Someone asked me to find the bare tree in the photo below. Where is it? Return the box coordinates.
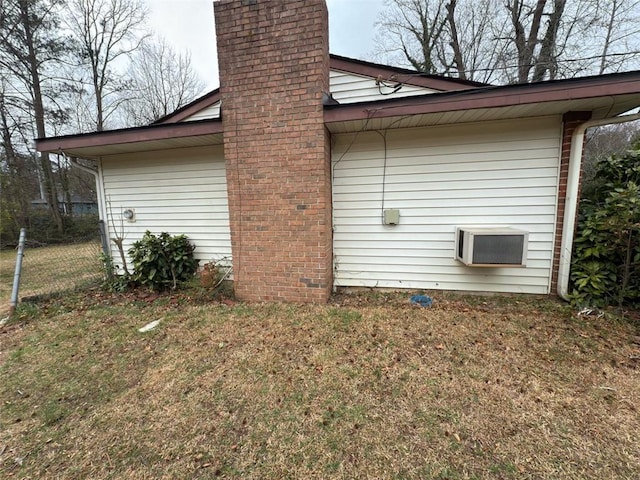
[375,0,525,83]
[445,0,465,77]
[65,0,147,131]
[0,85,37,235]
[596,0,640,74]
[375,0,449,74]
[532,0,566,81]
[0,0,68,232]
[122,39,205,126]
[375,0,640,83]
[505,0,548,83]
[442,0,507,83]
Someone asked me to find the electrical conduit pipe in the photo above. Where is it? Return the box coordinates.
[557,112,640,300]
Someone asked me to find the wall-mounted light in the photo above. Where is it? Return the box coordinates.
[122,208,136,222]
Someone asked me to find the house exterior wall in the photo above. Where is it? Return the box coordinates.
[100,145,231,269]
[329,70,438,104]
[332,116,563,294]
[215,0,332,302]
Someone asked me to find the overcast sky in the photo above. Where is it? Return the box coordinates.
[145,0,385,90]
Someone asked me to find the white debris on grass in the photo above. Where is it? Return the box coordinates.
[577,307,605,318]
[138,319,161,333]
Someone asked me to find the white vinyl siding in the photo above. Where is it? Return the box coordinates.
[330,70,438,104]
[182,101,221,121]
[332,116,562,294]
[100,145,231,269]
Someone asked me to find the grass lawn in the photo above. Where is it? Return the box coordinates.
[0,289,638,479]
[0,242,103,313]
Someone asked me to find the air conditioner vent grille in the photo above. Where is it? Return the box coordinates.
[472,234,526,265]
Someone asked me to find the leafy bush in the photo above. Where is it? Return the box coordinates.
[571,142,640,307]
[129,231,198,290]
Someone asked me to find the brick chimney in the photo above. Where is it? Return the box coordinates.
[214,0,332,302]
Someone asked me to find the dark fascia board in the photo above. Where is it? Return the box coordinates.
[36,119,223,153]
[152,89,221,125]
[324,70,640,123]
[329,54,489,91]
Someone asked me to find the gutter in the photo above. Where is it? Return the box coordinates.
[63,154,109,252]
[557,112,640,300]
[64,155,101,216]
[68,155,108,222]
[67,155,97,176]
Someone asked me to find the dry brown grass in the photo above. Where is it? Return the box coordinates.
[1,290,639,479]
[0,242,103,313]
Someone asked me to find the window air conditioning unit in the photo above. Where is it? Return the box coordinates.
[455,227,528,267]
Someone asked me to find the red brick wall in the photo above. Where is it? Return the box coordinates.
[215,0,332,302]
[550,111,591,294]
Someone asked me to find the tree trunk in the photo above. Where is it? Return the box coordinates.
[532,0,566,82]
[446,0,467,79]
[599,0,619,74]
[59,159,73,215]
[0,97,29,228]
[18,0,63,232]
[93,63,104,131]
[619,228,634,307]
[510,0,547,83]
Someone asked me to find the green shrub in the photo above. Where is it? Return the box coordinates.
[129,231,198,291]
[571,142,640,307]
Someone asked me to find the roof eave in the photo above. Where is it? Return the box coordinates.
[324,71,640,123]
[36,119,224,157]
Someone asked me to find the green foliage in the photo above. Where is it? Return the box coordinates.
[129,231,198,291]
[571,142,640,307]
[581,145,640,202]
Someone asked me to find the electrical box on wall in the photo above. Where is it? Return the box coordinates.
[122,208,136,222]
[383,209,400,225]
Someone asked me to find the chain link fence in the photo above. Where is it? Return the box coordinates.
[1,219,106,312]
